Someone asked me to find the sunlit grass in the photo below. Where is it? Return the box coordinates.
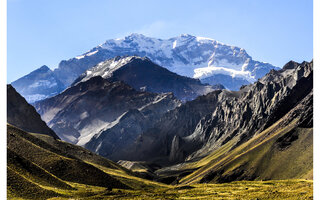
[43,179,313,200]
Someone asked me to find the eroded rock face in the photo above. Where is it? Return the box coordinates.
[131,61,312,164]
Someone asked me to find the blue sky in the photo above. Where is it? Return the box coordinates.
[7,0,313,83]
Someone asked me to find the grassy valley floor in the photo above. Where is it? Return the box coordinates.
[8,179,312,200]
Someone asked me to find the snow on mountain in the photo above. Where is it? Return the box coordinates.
[72,33,278,89]
[74,56,138,84]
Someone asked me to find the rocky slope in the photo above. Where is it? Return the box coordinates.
[7,84,59,139]
[11,65,65,103]
[126,60,312,166]
[179,89,312,184]
[34,76,181,160]
[72,55,222,101]
[12,34,277,102]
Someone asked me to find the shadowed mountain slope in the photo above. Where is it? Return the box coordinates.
[34,76,181,160]
[7,84,59,139]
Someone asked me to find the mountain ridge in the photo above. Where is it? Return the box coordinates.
[72,55,222,101]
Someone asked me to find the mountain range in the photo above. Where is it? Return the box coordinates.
[11,34,277,102]
[7,33,312,199]
[33,59,313,183]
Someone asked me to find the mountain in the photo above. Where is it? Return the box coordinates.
[7,84,59,139]
[121,60,312,169]
[72,56,222,101]
[11,65,65,103]
[34,76,181,160]
[12,34,277,102]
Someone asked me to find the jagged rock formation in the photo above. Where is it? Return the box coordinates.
[7,84,59,139]
[34,76,181,160]
[117,90,223,163]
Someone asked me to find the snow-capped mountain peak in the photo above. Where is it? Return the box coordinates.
[80,33,277,86]
[13,33,278,103]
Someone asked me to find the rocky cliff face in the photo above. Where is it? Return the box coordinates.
[129,60,312,164]
[34,76,181,160]
[7,85,59,139]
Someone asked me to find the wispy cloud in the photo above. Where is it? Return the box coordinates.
[117,20,177,39]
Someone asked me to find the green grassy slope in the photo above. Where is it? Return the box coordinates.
[48,180,313,200]
[7,167,60,200]
[7,149,73,190]
[7,124,170,199]
[179,119,312,185]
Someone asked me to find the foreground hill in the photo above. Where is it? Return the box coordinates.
[7,124,171,199]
